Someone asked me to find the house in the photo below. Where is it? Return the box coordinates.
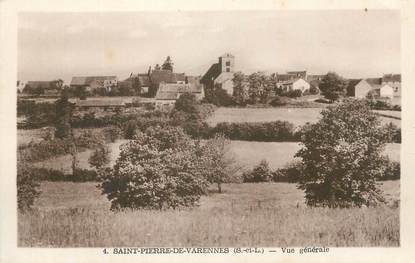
[286,70,307,79]
[149,70,186,95]
[23,80,63,95]
[354,76,398,99]
[277,78,310,93]
[70,76,118,92]
[382,74,401,97]
[201,53,235,95]
[155,82,204,108]
[354,78,382,98]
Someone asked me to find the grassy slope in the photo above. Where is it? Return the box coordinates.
[18,181,399,247]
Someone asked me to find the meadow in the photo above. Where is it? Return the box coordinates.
[18,180,399,247]
[32,140,400,173]
[207,107,401,127]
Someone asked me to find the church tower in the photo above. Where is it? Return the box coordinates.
[219,53,235,73]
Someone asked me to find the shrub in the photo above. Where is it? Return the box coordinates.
[269,96,288,107]
[243,160,273,183]
[103,126,123,142]
[296,99,390,208]
[282,89,302,98]
[88,146,110,170]
[272,161,303,183]
[17,165,41,211]
[379,158,400,181]
[99,126,210,210]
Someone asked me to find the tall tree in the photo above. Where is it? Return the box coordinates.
[319,72,347,102]
[54,92,73,139]
[247,72,271,104]
[232,72,249,105]
[161,56,174,72]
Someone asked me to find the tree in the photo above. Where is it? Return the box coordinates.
[17,165,41,211]
[174,92,199,114]
[203,83,235,106]
[295,99,391,207]
[201,135,241,193]
[54,92,73,139]
[318,72,347,102]
[161,56,174,71]
[99,126,209,210]
[243,159,273,183]
[247,72,272,104]
[89,145,110,170]
[232,72,249,105]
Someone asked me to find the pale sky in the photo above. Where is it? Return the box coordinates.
[18,10,400,84]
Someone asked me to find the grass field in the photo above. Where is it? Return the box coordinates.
[18,181,400,247]
[33,140,400,173]
[207,107,401,128]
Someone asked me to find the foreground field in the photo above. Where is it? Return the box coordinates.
[19,181,399,247]
[207,107,401,127]
[33,140,400,173]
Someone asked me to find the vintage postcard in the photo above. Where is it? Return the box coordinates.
[1,0,414,262]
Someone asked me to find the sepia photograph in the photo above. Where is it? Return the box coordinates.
[15,9,402,249]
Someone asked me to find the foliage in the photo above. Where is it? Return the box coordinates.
[366,99,401,111]
[269,96,288,107]
[296,99,390,207]
[54,93,73,139]
[161,56,174,71]
[89,145,111,170]
[99,126,210,210]
[247,72,273,104]
[281,89,302,98]
[18,100,56,129]
[18,131,105,163]
[174,92,199,113]
[17,165,41,211]
[200,135,242,192]
[243,160,273,183]
[232,72,249,105]
[272,161,303,183]
[203,84,235,106]
[318,72,347,102]
[212,121,297,142]
[378,158,400,181]
[384,123,401,143]
[103,126,123,142]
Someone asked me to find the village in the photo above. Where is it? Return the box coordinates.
[16,53,401,112]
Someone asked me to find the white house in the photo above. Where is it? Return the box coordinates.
[380,84,394,99]
[278,78,310,93]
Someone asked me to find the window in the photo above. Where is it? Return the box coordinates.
[226,67,230,72]
[225,61,230,66]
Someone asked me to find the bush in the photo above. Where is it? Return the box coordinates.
[282,89,302,98]
[243,160,273,183]
[366,99,400,111]
[296,99,390,208]
[272,161,303,183]
[89,146,110,170]
[379,158,400,181]
[103,126,123,142]
[100,126,210,210]
[17,165,41,211]
[269,96,288,107]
